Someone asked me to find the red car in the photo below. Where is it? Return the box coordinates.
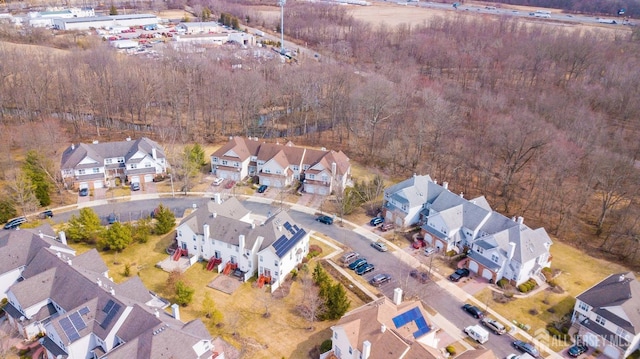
[412,240,425,249]
[225,180,236,189]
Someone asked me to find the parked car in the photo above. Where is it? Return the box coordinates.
[316,215,333,225]
[212,177,224,186]
[370,241,388,252]
[505,354,520,359]
[341,251,359,264]
[224,180,236,189]
[257,184,268,193]
[449,268,470,282]
[481,317,506,334]
[464,324,489,344]
[462,304,484,319]
[39,210,54,219]
[79,187,89,197]
[348,258,368,270]
[4,217,27,230]
[356,263,375,275]
[107,213,118,224]
[568,344,588,357]
[424,247,436,256]
[131,182,141,191]
[369,273,392,286]
[410,269,429,284]
[512,340,540,358]
[369,217,384,226]
[380,223,395,232]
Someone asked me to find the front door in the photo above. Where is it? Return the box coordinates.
[214,251,221,259]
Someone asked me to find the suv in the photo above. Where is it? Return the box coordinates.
[369,273,391,286]
[40,210,54,219]
[449,268,470,282]
[131,182,141,191]
[568,344,588,357]
[369,217,384,226]
[212,177,224,186]
[512,340,540,358]
[356,263,375,275]
[79,187,89,197]
[481,317,506,334]
[462,304,484,319]
[257,185,268,193]
[370,241,388,252]
[424,247,436,256]
[4,217,27,230]
[316,215,333,225]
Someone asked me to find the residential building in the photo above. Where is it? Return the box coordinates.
[0,226,75,299]
[383,175,552,286]
[2,231,221,359]
[60,137,168,190]
[210,137,351,195]
[571,272,640,359]
[175,195,309,292]
[326,290,443,359]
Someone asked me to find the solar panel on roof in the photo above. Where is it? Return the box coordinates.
[78,306,90,315]
[103,299,115,313]
[392,307,422,328]
[101,303,121,329]
[70,312,86,331]
[273,228,307,257]
[283,222,291,230]
[60,317,80,342]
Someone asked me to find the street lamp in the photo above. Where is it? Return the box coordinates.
[277,0,286,54]
[169,174,175,198]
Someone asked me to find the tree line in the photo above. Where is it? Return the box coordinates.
[0,2,639,267]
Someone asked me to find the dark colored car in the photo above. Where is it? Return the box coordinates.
[568,344,588,357]
[4,217,27,230]
[356,263,375,275]
[257,185,268,193]
[512,340,540,358]
[79,188,89,197]
[449,268,470,282]
[369,273,392,286]
[348,258,367,270]
[40,210,54,219]
[316,215,333,225]
[462,304,484,319]
[410,269,429,284]
[131,182,141,191]
[107,213,118,224]
[369,217,384,226]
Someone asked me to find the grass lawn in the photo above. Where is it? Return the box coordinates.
[475,241,630,351]
[67,228,365,359]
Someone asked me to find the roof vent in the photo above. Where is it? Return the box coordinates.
[126,137,131,141]
[619,274,626,282]
[92,140,99,144]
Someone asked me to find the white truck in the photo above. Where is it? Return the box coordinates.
[464,325,489,344]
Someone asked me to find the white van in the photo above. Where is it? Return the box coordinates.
[464,325,489,344]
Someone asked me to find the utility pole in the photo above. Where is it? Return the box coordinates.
[277,0,286,54]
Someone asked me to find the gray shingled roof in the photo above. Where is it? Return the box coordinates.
[0,226,73,274]
[60,137,165,170]
[386,175,436,208]
[577,272,640,334]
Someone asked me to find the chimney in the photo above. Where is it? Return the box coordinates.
[381,324,386,333]
[39,231,44,239]
[619,274,626,282]
[126,137,131,141]
[110,288,115,295]
[393,288,403,305]
[171,303,180,321]
[214,193,222,204]
[96,278,102,287]
[251,222,256,229]
[442,181,448,190]
[459,192,464,198]
[152,148,157,160]
[239,234,245,250]
[59,231,67,245]
[154,309,160,318]
[203,224,210,241]
[278,225,283,232]
[212,212,217,218]
[67,259,72,266]
[413,173,416,177]
[92,140,99,144]
[331,162,337,175]
[56,252,61,258]
[508,242,516,260]
[362,340,371,359]
[71,143,75,150]
[517,216,524,225]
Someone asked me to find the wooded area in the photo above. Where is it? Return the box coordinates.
[0,2,639,267]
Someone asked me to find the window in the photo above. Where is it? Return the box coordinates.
[616,327,629,340]
[276,170,281,174]
[579,302,589,311]
[264,169,271,174]
[105,158,113,164]
[131,164,137,169]
[193,235,196,241]
[334,332,338,339]
[349,347,352,354]
[235,246,238,252]
[308,174,314,179]
[293,165,298,171]
[93,168,100,173]
[117,158,124,163]
[596,315,606,326]
[260,256,263,262]
[212,157,218,163]
[78,169,86,175]
[321,175,328,182]
[222,160,228,166]
[477,247,484,254]
[274,260,279,267]
[491,254,499,263]
[234,162,239,167]
[63,169,73,176]
[193,246,197,250]
[145,163,152,168]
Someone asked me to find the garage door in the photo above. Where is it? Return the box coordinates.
[144,174,154,182]
[79,182,89,189]
[423,233,433,246]
[582,333,600,348]
[130,176,140,184]
[603,345,620,359]
[93,180,104,189]
[262,178,270,186]
[306,186,314,194]
[482,268,493,280]
[319,187,327,195]
[469,260,479,274]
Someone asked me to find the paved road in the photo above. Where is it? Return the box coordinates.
[40,196,547,358]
